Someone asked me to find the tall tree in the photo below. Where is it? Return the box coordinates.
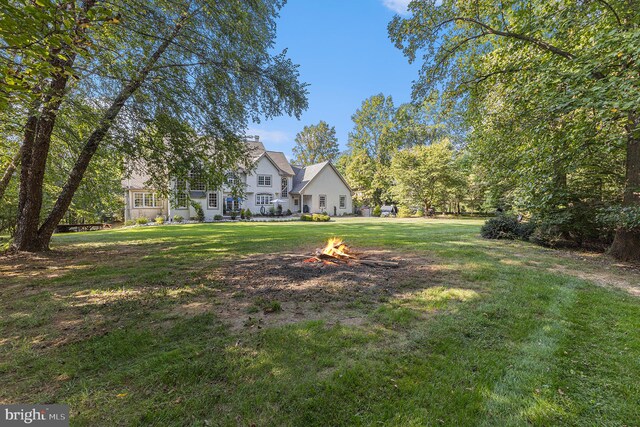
[390,140,464,213]
[2,0,308,252]
[292,120,339,166]
[389,0,640,260]
[341,94,397,205]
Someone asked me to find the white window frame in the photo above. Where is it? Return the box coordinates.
[294,197,299,206]
[257,174,272,187]
[339,195,346,209]
[134,192,158,208]
[176,192,187,209]
[319,194,327,210]
[226,173,236,186]
[189,170,206,191]
[281,177,288,198]
[207,192,218,209]
[255,193,273,205]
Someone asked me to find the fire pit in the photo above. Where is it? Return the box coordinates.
[303,237,399,268]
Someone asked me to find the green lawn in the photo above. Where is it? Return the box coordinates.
[1,218,639,426]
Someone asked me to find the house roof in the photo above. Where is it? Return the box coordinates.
[290,161,352,195]
[265,151,295,176]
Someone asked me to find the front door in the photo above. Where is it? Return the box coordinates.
[225,196,240,213]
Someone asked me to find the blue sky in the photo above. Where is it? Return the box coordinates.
[248,0,420,159]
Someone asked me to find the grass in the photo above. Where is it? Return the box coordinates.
[1,217,639,426]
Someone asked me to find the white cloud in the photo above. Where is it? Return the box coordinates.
[382,0,411,15]
[246,128,291,145]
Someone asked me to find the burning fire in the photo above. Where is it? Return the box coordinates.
[321,237,353,259]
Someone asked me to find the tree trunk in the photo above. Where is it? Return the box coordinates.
[610,113,640,261]
[0,151,20,201]
[33,16,188,250]
[12,66,75,251]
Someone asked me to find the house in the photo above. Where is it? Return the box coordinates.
[122,136,353,221]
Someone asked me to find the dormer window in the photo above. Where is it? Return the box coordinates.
[226,173,236,185]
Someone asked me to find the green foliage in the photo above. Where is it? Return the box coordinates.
[214,215,223,221]
[244,209,252,220]
[240,209,245,220]
[173,215,183,223]
[124,220,135,226]
[154,216,164,225]
[230,211,238,220]
[286,209,292,216]
[388,0,637,252]
[481,215,537,241]
[292,121,340,166]
[597,206,640,231]
[300,214,313,222]
[190,202,205,222]
[390,141,466,213]
[372,206,382,217]
[416,208,425,217]
[312,214,331,222]
[136,217,148,225]
[398,206,413,218]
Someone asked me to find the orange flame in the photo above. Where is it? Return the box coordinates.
[321,237,353,258]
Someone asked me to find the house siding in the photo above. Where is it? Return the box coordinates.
[301,165,353,215]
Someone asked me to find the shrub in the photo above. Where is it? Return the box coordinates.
[240,209,245,219]
[230,211,238,220]
[269,206,276,216]
[515,220,536,240]
[155,216,164,224]
[416,208,425,217]
[300,214,313,221]
[276,204,283,215]
[286,209,292,216]
[214,214,223,221]
[373,205,381,217]
[190,201,205,222]
[124,219,136,226]
[481,214,519,239]
[136,217,148,225]
[244,209,252,219]
[173,215,183,223]
[312,213,330,222]
[398,206,413,218]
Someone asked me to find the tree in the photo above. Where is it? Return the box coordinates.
[292,121,340,166]
[390,140,463,213]
[3,0,307,252]
[389,0,640,260]
[341,94,397,205]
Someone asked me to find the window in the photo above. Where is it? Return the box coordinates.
[257,174,272,186]
[294,197,299,206]
[319,195,326,210]
[339,195,346,209]
[133,192,158,208]
[226,173,236,185]
[175,178,186,191]
[281,177,288,198]
[255,193,273,205]
[134,193,144,208]
[189,170,206,191]
[176,192,187,208]
[208,192,218,209]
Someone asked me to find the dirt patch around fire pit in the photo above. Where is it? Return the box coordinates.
[179,249,454,331]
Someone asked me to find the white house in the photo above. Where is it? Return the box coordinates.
[123,136,353,221]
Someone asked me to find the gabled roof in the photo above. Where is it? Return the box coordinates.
[290,161,352,195]
[265,151,294,176]
[254,151,295,176]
